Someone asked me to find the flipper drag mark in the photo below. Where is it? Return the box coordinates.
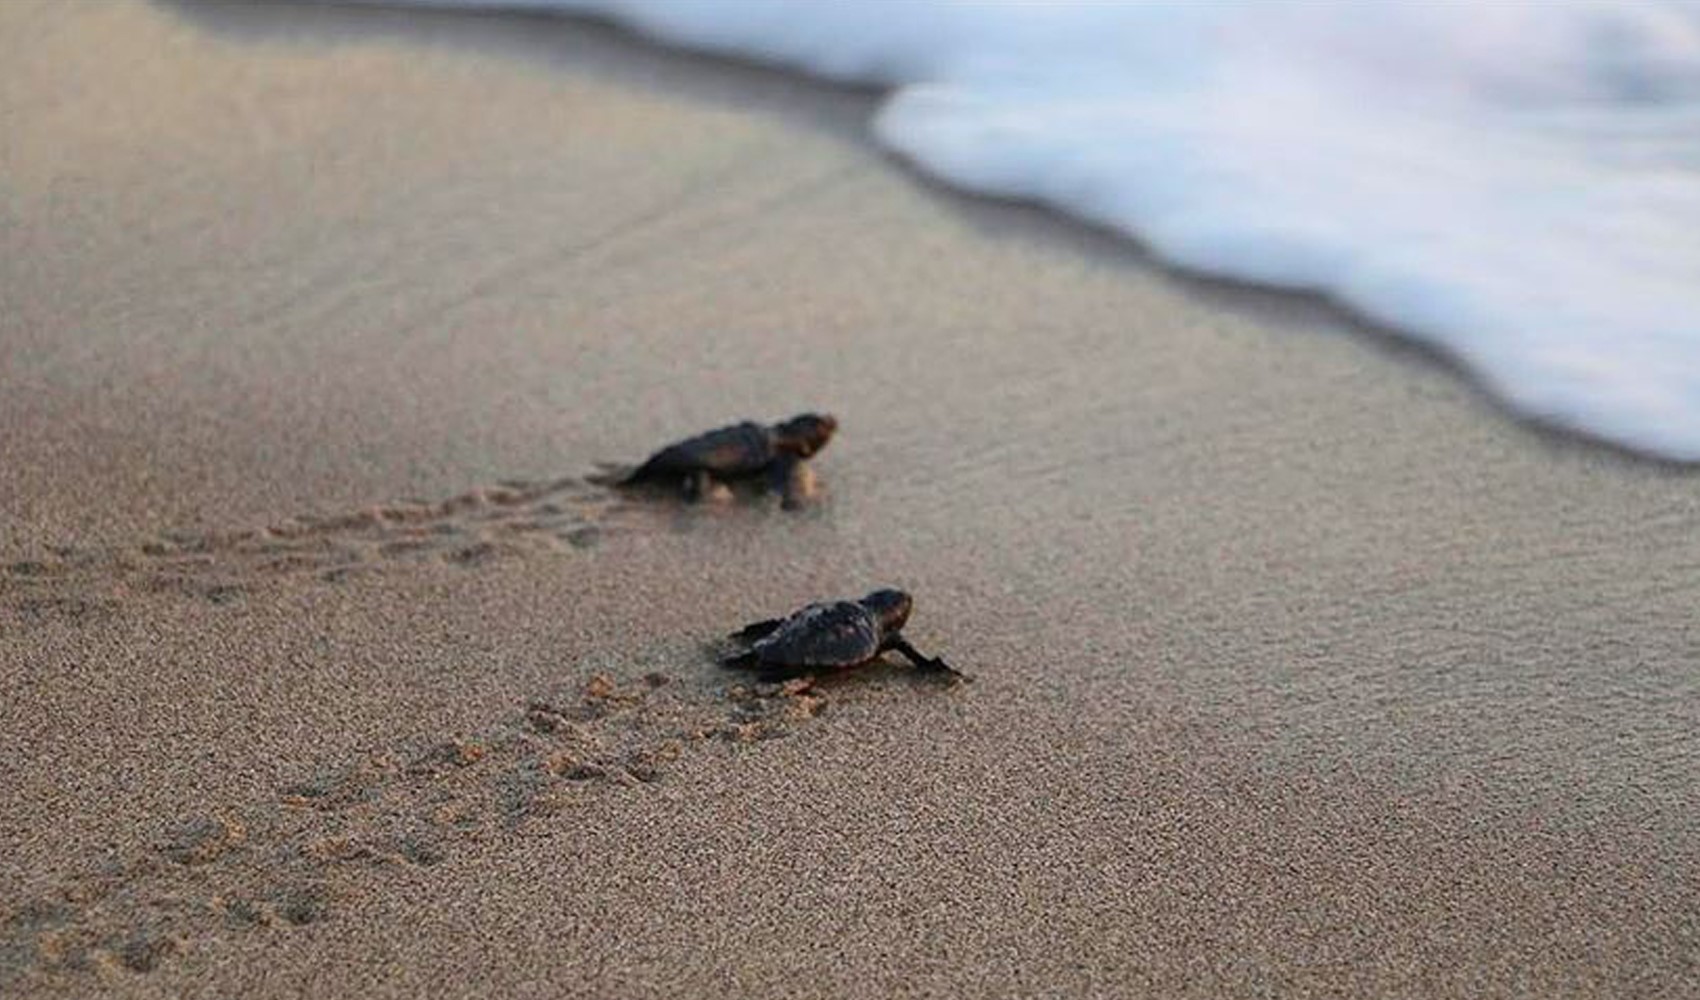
[0,672,835,989]
[0,476,624,620]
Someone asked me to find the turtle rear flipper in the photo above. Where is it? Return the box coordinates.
[729,618,786,642]
[719,650,760,670]
[591,455,677,489]
[619,450,684,487]
[720,650,813,682]
[682,469,734,503]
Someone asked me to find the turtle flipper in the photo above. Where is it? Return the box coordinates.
[730,618,786,642]
[888,637,965,680]
[769,453,818,510]
[719,650,759,670]
[682,470,734,503]
[618,449,678,486]
[720,650,813,682]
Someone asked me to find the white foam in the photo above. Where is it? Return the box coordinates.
[390,0,1700,459]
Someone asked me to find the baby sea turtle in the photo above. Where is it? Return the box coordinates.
[721,589,963,682]
[619,413,837,509]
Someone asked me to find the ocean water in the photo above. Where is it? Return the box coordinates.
[396,0,1700,460]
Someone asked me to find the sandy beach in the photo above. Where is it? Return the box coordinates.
[3,2,1698,997]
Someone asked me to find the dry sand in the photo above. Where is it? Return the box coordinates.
[3,2,1698,997]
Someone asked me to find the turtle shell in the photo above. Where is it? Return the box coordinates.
[627,421,775,482]
[751,601,883,669]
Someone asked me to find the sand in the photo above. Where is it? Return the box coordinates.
[3,1,1698,997]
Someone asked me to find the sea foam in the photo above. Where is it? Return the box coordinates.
[391,0,1700,459]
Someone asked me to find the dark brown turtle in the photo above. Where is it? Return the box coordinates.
[720,589,962,682]
[619,413,836,509]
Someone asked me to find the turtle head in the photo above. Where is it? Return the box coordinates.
[773,413,837,458]
[861,588,913,633]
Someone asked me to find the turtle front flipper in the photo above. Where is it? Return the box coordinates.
[887,636,965,680]
[769,453,818,510]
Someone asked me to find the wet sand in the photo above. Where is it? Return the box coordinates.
[2,2,1698,997]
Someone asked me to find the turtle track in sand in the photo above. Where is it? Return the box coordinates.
[0,475,625,621]
[0,669,831,989]
[0,473,867,988]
